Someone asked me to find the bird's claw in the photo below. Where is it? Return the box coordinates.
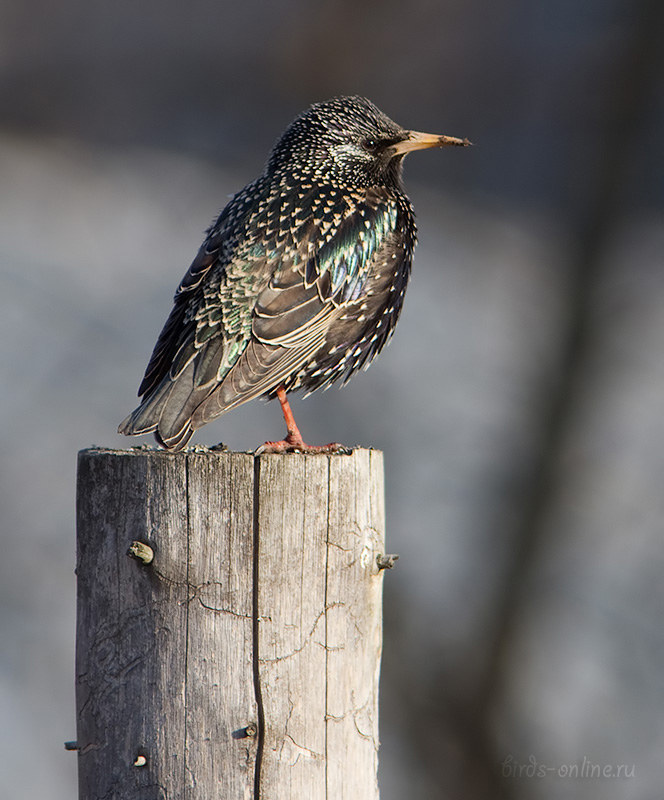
[255,440,352,456]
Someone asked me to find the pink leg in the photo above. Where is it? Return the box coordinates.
[255,385,350,455]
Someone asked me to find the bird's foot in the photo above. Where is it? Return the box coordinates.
[255,434,351,455]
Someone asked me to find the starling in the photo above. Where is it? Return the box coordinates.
[119,96,470,452]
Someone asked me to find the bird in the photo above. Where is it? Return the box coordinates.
[118,96,470,453]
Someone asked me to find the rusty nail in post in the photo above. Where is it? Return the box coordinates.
[127,541,154,564]
[64,741,78,751]
[133,755,148,767]
[377,553,399,570]
[245,723,257,738]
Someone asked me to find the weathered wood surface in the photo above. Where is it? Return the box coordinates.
[76,447,385,799]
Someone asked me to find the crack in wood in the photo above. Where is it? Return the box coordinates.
[196,597,253,619]
[252,456,265,798]
[182,454,191,797]
[281,733,325,765]
[257,602,345,664]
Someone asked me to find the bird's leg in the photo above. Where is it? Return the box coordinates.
[255,385,351,455]
[277,385,305,445]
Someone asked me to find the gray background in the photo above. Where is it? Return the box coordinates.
[2,0,664,797]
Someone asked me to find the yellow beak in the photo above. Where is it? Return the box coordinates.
[390,130,472,156]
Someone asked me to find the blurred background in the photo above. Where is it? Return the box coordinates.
[2,0,664,797]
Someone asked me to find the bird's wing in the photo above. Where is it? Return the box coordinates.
[255,187,398,342]
[190,193,399,428]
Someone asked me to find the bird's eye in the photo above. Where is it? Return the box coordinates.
[363,138,379,153]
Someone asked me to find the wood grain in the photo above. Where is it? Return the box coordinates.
[76,447,385,798]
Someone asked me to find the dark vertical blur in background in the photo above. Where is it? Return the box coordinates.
[2,1,664,797]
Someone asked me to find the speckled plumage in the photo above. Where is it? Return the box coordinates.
[119,96,469,450]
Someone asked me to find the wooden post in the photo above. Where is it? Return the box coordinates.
[75,447,386,799]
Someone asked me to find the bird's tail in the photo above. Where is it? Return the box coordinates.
[118,363,201,451]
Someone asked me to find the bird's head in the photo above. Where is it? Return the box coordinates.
[266,95,470,190]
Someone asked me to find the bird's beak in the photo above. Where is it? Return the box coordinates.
[390,130,472,156]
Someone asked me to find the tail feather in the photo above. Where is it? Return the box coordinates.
[118,363,200,451]
[119,338,228,450]
[117,379,173,437]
